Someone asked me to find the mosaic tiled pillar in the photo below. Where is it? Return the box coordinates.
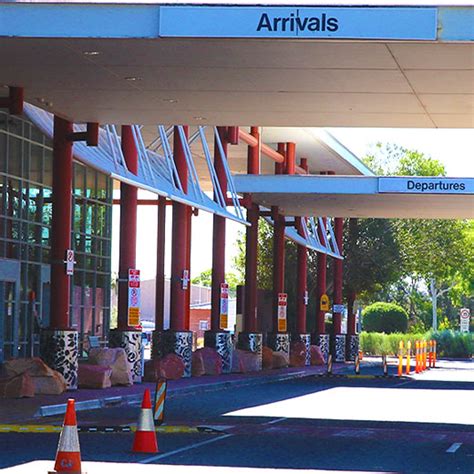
[331,334,346,362]
[151,330,164,360]
[40,329,78,390]
[346,334,360,362]
[109,329,142,383]
[237,332,263,371]
[160,330,193,378]
[295,333,311,366]
[266,333,290,366]
[204,331,233,374]
[312,333,330,363]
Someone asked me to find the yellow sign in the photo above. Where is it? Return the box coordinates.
[219,314,228,330]
[128,307,140,327]
[278,319,287,332]
[320,294,330,311]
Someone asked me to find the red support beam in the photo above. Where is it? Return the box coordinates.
[211,126,228,331]
[347,218,358,335]
[316,216,327,335]
[117,125,138,330]
[170,126,190,331]
[0,86,24,115]
[49,116,73,330]
[243,126,260,333]
[333,217,344,334]
[155,196,166,331]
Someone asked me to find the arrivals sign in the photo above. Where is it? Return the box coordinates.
[160,7,437,40]
[220,283,229,330]
[378,177,474,195]
[460,308,470,333]
[128,269,141,327]
[277,293,288,332]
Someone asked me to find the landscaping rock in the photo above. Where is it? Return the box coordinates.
[78,364,112,389]
[231,349,245,373]
[144,354,185,381]
[262,346,273,369]
[195,347,222,376]
[289,341,307,367]
[88,348,133,386]
[310,345,325,365]
[0,372,35,398]
[272,351,289,369]
[232,349,260,373]
[32,371,67,395]
[191,351,205,377]
[4,357,54,378]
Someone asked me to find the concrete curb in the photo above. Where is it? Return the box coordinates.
[35,367,339,418]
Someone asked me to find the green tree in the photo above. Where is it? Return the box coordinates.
[192,269,241,296]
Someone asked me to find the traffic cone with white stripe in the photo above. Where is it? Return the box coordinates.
[132,389,158,454]
[49,399,84,474]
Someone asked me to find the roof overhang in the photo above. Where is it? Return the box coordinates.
[0,3,472,128]
[234,175,474,219]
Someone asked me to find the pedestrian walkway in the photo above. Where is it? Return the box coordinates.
[0,364,346,424]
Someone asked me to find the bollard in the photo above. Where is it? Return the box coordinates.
[406,341,411,375]
[153,378,167,426]
[423,340,427,371]
[358,350,363,361]
[415,341,420,374]
[382,355,388,376]
[428,340,433,368]
[433,340,437,368]
[355,355,360,375]
[398,341,404,377]
[327,354,333,375]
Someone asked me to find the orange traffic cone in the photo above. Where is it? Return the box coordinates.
[132,389,159,454]
[49,399,84,474]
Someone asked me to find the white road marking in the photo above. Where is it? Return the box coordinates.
[139,434,233,464]
[446,442,462,453]
[265,417,286,425]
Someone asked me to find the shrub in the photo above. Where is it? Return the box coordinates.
[431,330,473,358]
[362,302,408,334]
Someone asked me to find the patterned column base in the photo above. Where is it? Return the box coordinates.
[294,333,311,366]
[331,334,346,362]
[160,330,193,378]
[151,330,164,360]
[40,329,78,390]
[109,329,142,383]
[311,333,330,363]
[204,331,233,374]
[346,334,360,361]
[237,332,263,371]
[266,332,290,365]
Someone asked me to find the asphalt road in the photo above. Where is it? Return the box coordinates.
[1,361,473,473]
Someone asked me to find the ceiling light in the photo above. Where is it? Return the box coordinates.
[36,97,45,104]
[193,116,206,121]
[83,51,101,56]
[125,76,142,82]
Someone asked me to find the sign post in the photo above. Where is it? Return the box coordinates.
[277,293,288,332]
[128,269,141,327]
[219,283,229,330]
[460,308,470,333]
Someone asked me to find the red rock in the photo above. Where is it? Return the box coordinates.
[78,364,112,389]
[272,351,289,369]
[289,341,306,367]
[4,357,54,378]
[0,372,35,398]
[88,348,132,386]
[144,354,185,381]
[33,371,67,395]
[310,345,325,365]
[231,350,245,373]
[233,349,261,373]
[191,351,205,377]
[195,347,222,376]
[262,346,273,369]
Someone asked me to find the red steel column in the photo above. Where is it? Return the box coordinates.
[347,218,358,336]
[316,217,327,335]
[50,116,73,329]
[296,158,308,334]
[333,217,344,334]
[211,127,228,331]
[244,126,260,333]
[155,196,166,331]
[170,126,189,331]
[272,142,287,332]
[117,126,138,330]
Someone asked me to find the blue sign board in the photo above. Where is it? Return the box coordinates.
[379,177,474,195]
[160,7,437,40]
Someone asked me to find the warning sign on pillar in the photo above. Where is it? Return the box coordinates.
[304,290,309,306]
[128,269,141,327]
[219,283,229,330]
[320,294,330,312]
[277,292,288,332]
[65,249,75,276]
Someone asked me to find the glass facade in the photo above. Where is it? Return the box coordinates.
[0,110,112,361]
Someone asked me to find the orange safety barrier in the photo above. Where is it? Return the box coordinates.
[415,341,420,374]
[398,340,404,377]
[132,389,159,454]
[406,340,411,375]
